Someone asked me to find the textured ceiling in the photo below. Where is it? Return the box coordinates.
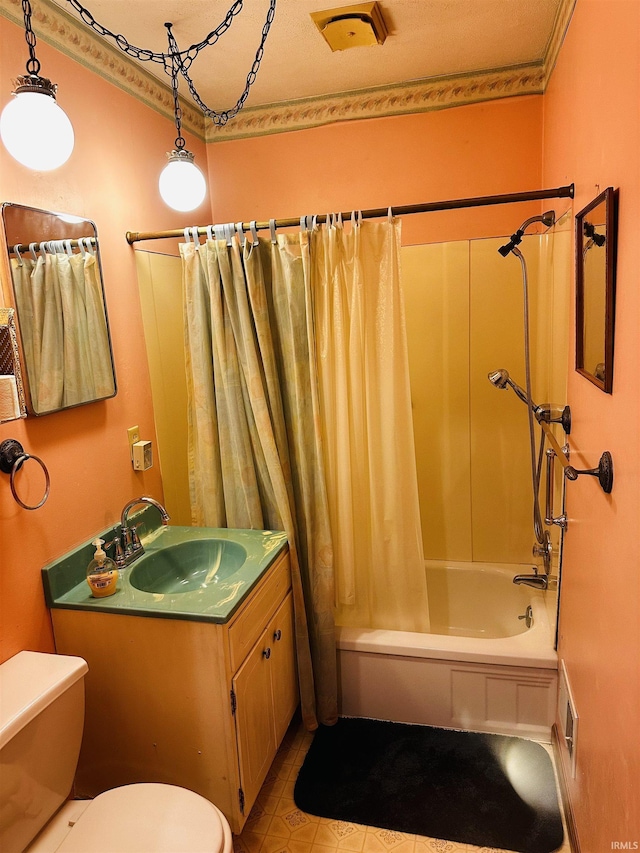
[51,0,564,111]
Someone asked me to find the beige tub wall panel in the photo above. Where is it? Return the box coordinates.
[545,222,572,619]
[542,225,569,571]
[530,233,558,568]
[532,233,554,407]
[136,251,192,525]
[548,224,571,412]
[401,242,472,562]
[469,237,539,565]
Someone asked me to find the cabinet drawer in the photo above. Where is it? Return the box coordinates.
[228,551,290,672]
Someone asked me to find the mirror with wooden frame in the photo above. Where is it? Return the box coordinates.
[1,203,117,415]
[575,186,617,393]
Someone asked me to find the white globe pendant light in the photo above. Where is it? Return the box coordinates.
[159,148,207,212]
[1,1,74,171]
[2,1,276,202]
[1,83,74,171]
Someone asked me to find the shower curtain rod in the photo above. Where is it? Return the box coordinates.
[125,184,574,245]
[9,236,97,254]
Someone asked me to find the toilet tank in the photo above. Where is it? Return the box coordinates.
[0,651,88,853]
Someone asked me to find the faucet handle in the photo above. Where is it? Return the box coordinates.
[122,525,134,554]
[105,535,126,567]
[130,523,144,552]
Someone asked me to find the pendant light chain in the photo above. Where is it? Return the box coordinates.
[166,27,185,151]
[21,0,41,75]
[177,0,276,126]
[63,0,277,126]
[64,0,244,64]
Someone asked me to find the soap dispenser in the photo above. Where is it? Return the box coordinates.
[86,538,118,598]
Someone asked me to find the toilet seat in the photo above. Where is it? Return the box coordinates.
[55,783,232,853]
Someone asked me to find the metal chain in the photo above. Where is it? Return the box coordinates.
[176,0,276,125]
[62,0,277,127]
[64,0,245,64]
[21,0,41,75]
[165,28,185,150]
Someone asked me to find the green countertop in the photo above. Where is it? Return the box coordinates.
[42,524,288,624]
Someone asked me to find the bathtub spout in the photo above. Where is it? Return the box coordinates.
[513,573,548,590]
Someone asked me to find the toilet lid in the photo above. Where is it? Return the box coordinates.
[56,784,229,853]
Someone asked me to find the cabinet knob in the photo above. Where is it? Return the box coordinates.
[263,647,271,660]
[273,629,282,642]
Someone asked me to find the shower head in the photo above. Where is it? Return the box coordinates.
[498,210,556,257]
[488,369,509,389]
[487,368,529,405]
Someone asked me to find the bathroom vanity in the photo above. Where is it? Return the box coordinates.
[43,528,297,834]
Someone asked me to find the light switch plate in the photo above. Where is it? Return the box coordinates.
[127,425,140,460]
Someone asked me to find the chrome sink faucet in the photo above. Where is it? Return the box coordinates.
[113,496,170,568]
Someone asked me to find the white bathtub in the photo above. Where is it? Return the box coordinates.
[337,561,558,741]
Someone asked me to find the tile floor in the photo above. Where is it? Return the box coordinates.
[233,719,572,853]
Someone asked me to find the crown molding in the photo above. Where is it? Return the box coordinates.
[542,0,577,87]
[1,0,576,145]
[205,64,545,143]
[0,0,206,141]
[204,0,576,143]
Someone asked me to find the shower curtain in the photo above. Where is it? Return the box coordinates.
[10,250,114,412]
[180,216,429,727]
[312,217,430,632]
[180,233,336,729]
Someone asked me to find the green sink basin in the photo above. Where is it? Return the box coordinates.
[42,524,288,624]
[129,540,248,594]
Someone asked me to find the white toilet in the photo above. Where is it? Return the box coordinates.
[0,651,234,853]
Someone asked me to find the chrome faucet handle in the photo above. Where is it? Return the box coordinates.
[532,531,553,574]
[122,525,134,555]
[104,535,126,567]
[130,523,144,552]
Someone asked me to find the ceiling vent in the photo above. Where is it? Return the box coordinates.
[311,2,388,52]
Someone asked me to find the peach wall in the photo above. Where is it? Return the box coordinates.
[0,16,209,662]
[206,96,546,245]
[542,0,640,847]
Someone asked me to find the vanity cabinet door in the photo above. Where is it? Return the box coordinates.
[231,590,298,820]
[269,593,298,744]
[232,629,277,814]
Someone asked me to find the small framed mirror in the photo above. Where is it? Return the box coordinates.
[1,203,117,415]
[575,187,617,393]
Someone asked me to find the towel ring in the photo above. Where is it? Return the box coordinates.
[0,439,50,510]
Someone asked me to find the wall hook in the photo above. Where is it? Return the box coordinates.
[565,451,613,493]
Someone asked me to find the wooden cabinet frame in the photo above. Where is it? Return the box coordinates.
[51,550,297,833]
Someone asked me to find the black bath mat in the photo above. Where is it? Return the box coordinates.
[294,718,563,853]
